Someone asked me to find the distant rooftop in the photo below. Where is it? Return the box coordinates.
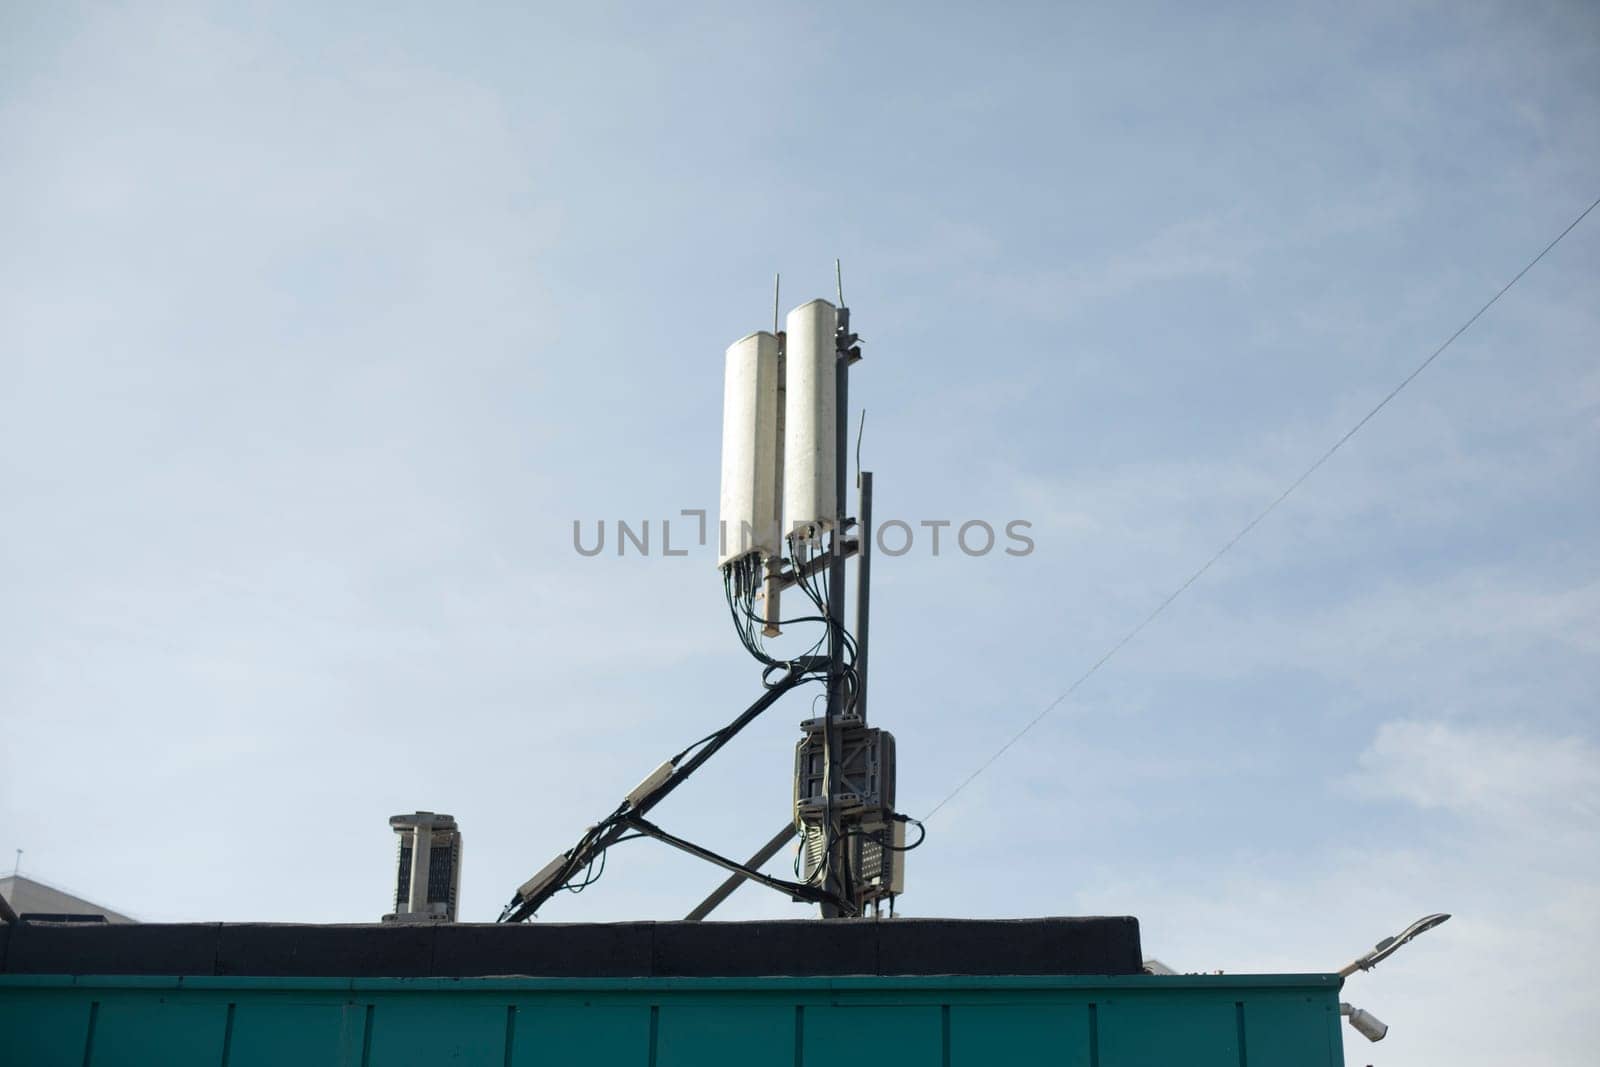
[0,874,135,924]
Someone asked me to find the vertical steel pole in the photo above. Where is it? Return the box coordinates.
[855,471,872,725]
[820,305,850,917]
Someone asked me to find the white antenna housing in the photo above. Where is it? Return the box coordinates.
[783,299,838,538]
[718,331,781,566]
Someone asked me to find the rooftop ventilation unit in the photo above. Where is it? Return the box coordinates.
[384,812,462,923]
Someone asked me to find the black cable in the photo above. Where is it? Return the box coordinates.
[805,529,862,904]
[844,814,926,852]
[622,814,848,909]
[672,728,729,765]
[563,848,605,892]
[501,672,810,922]
[719,529,867,904]
[726,554,850,684]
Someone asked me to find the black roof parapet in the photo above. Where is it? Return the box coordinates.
[1,916,1142,979]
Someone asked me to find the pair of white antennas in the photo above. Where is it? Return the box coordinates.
[718,280,860,583]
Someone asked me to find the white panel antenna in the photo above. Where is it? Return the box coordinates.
[782,299,838,539]
[718,331,781,567]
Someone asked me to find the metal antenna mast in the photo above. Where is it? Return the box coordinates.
[818,260,864,914]
[687,262,902,921]
[499,265,909,925]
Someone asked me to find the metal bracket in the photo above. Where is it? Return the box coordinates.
[626,816,839,909]
[684,824,798,920]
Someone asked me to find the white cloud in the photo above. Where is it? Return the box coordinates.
[980,215,1264,324]
[1353,719,1600,827]
[1065,717,1600,1067]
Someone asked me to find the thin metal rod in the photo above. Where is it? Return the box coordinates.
[763,323,787,636]
[773,273,781,335]
[855,411,865,483]
[684,824,800,920]
[855,471,873,724]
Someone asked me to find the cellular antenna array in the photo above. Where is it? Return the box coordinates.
[500,267,914,922]
[718,270,908,917]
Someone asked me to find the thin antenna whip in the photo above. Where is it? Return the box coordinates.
[855,410,866,485]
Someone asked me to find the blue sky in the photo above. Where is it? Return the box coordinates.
[3,3,1597,1064]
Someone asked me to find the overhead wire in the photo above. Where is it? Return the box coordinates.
[924,191,1600,822]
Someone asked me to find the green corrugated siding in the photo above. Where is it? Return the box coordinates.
[0,974,1345,1066]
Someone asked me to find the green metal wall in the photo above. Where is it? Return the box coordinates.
[0,974,1344,1067]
